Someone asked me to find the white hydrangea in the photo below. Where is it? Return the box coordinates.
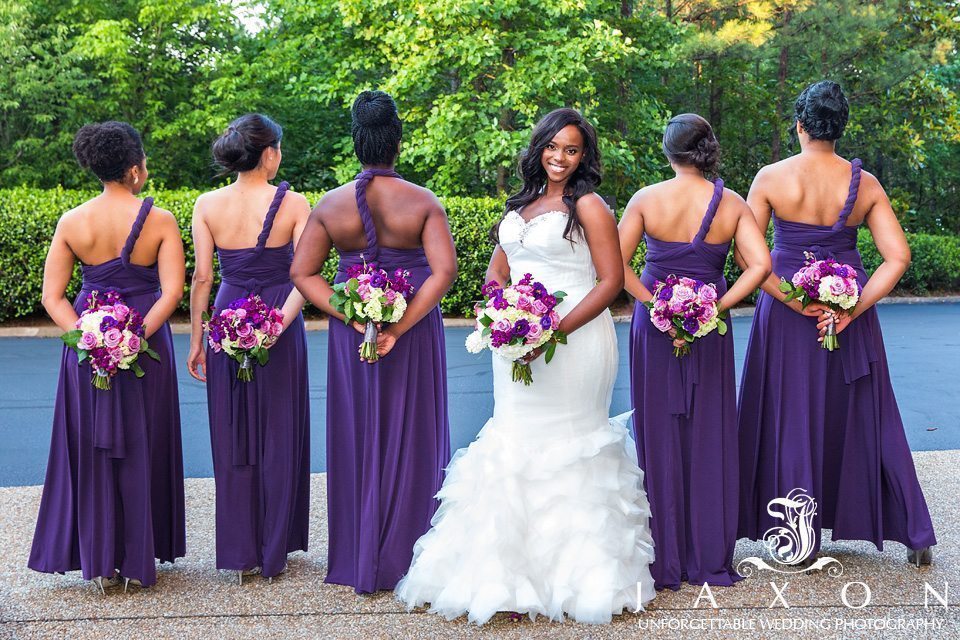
[465,330,485,353]
[817,276,858,309]
[389,295,407,323]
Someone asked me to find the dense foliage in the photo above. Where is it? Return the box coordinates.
[1,187,958,322]
[1,1,957,232]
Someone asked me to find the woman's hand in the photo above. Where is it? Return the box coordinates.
[817,309,853,337]
[187,342,207,382]
[374,327,399,359]
[798,301,831,318]
[666,327,686,350]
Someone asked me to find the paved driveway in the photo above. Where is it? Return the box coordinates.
[1,303,957,487]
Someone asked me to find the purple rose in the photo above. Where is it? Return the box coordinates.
[651,312,672,333]
[103,328,122,348]
[238,334,258,350]
[531,299,548,316]
[526,323,544,343]
[127,334,142,353]
[78,332,98,350]
[493,318,512,333]
[699,284,717,304]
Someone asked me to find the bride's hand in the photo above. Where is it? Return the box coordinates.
[519,346,545,365]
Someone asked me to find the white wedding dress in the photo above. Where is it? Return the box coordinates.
[395,210,656,625]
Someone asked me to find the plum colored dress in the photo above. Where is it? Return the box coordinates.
[206,181,310,578]
[324,168,450,593]
[630,179,742,590]
[29,198,186,587]
[738,159,936,553]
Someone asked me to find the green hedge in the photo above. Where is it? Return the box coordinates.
[1,186,958,323]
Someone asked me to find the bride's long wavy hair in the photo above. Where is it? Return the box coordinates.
[490,108,602,243]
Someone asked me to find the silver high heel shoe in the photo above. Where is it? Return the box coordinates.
[907,547,933,567]
[237,567,261,585]
[93,574,120,595]
[123,577,143,593]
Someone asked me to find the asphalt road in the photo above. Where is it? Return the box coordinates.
[1,303,957,487]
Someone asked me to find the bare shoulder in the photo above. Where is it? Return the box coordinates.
[192,187,228,216]
[312,183,354,218]
[576,192,614,221]
[626,183,660,208]
[282,189,311,209]
[720,186,748,210]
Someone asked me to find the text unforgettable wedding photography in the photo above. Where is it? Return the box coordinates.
[0,1,958,638]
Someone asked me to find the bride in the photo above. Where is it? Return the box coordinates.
[395,108,656,624]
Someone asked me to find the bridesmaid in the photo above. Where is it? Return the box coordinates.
[187,114,312,583]
[29,121,186,591]
[737,81,937,564]
[290,90,456,593]
[619,114,771,591]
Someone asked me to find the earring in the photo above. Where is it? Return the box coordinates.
[133,175,139,186]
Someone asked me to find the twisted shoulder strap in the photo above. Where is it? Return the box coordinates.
[354,168,402,260]
[693,179,724,244]
[121,197,154,266]
[834,159,863,230]
[254,181,290,254]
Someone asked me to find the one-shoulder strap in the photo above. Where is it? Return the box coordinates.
[693,178,724,243]
[833,158,863,230]
[354,168,402,259]
[120,197,154,266]
[254,181,290,253]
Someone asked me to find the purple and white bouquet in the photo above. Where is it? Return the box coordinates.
[465,274,567,385]
[204,294,284,381]
[778,253,861,351]
[329,262,414,362]
[62,290,159,390]
[644,275,727,357]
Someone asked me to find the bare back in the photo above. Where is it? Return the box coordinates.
[61,195,172,267]
[753,154,872,228]
[317,177,438,251]
[197,182,306,249]
[634,177,742,245]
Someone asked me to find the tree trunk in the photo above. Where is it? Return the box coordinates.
[496,38,516,193]
[771,11,792,163]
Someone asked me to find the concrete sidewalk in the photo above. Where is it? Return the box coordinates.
[1,450,957,639]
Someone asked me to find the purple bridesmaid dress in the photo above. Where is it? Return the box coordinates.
[28,198,186,587]
[324,169,450,593]
[630,179,742,590]
[738,160,936,553]
[205,182,310,578]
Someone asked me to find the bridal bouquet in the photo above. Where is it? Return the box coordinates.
[465,274,567,385]
[644,275,727,358]
[778,253,860,351]
[204,294,284,381]
[61,290,159,390]
[329,262,414,362]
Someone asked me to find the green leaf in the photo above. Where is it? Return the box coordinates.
[60,329,82,347]
[145,347,161,362]
[255,348,269,366]
[544,340,560,364]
